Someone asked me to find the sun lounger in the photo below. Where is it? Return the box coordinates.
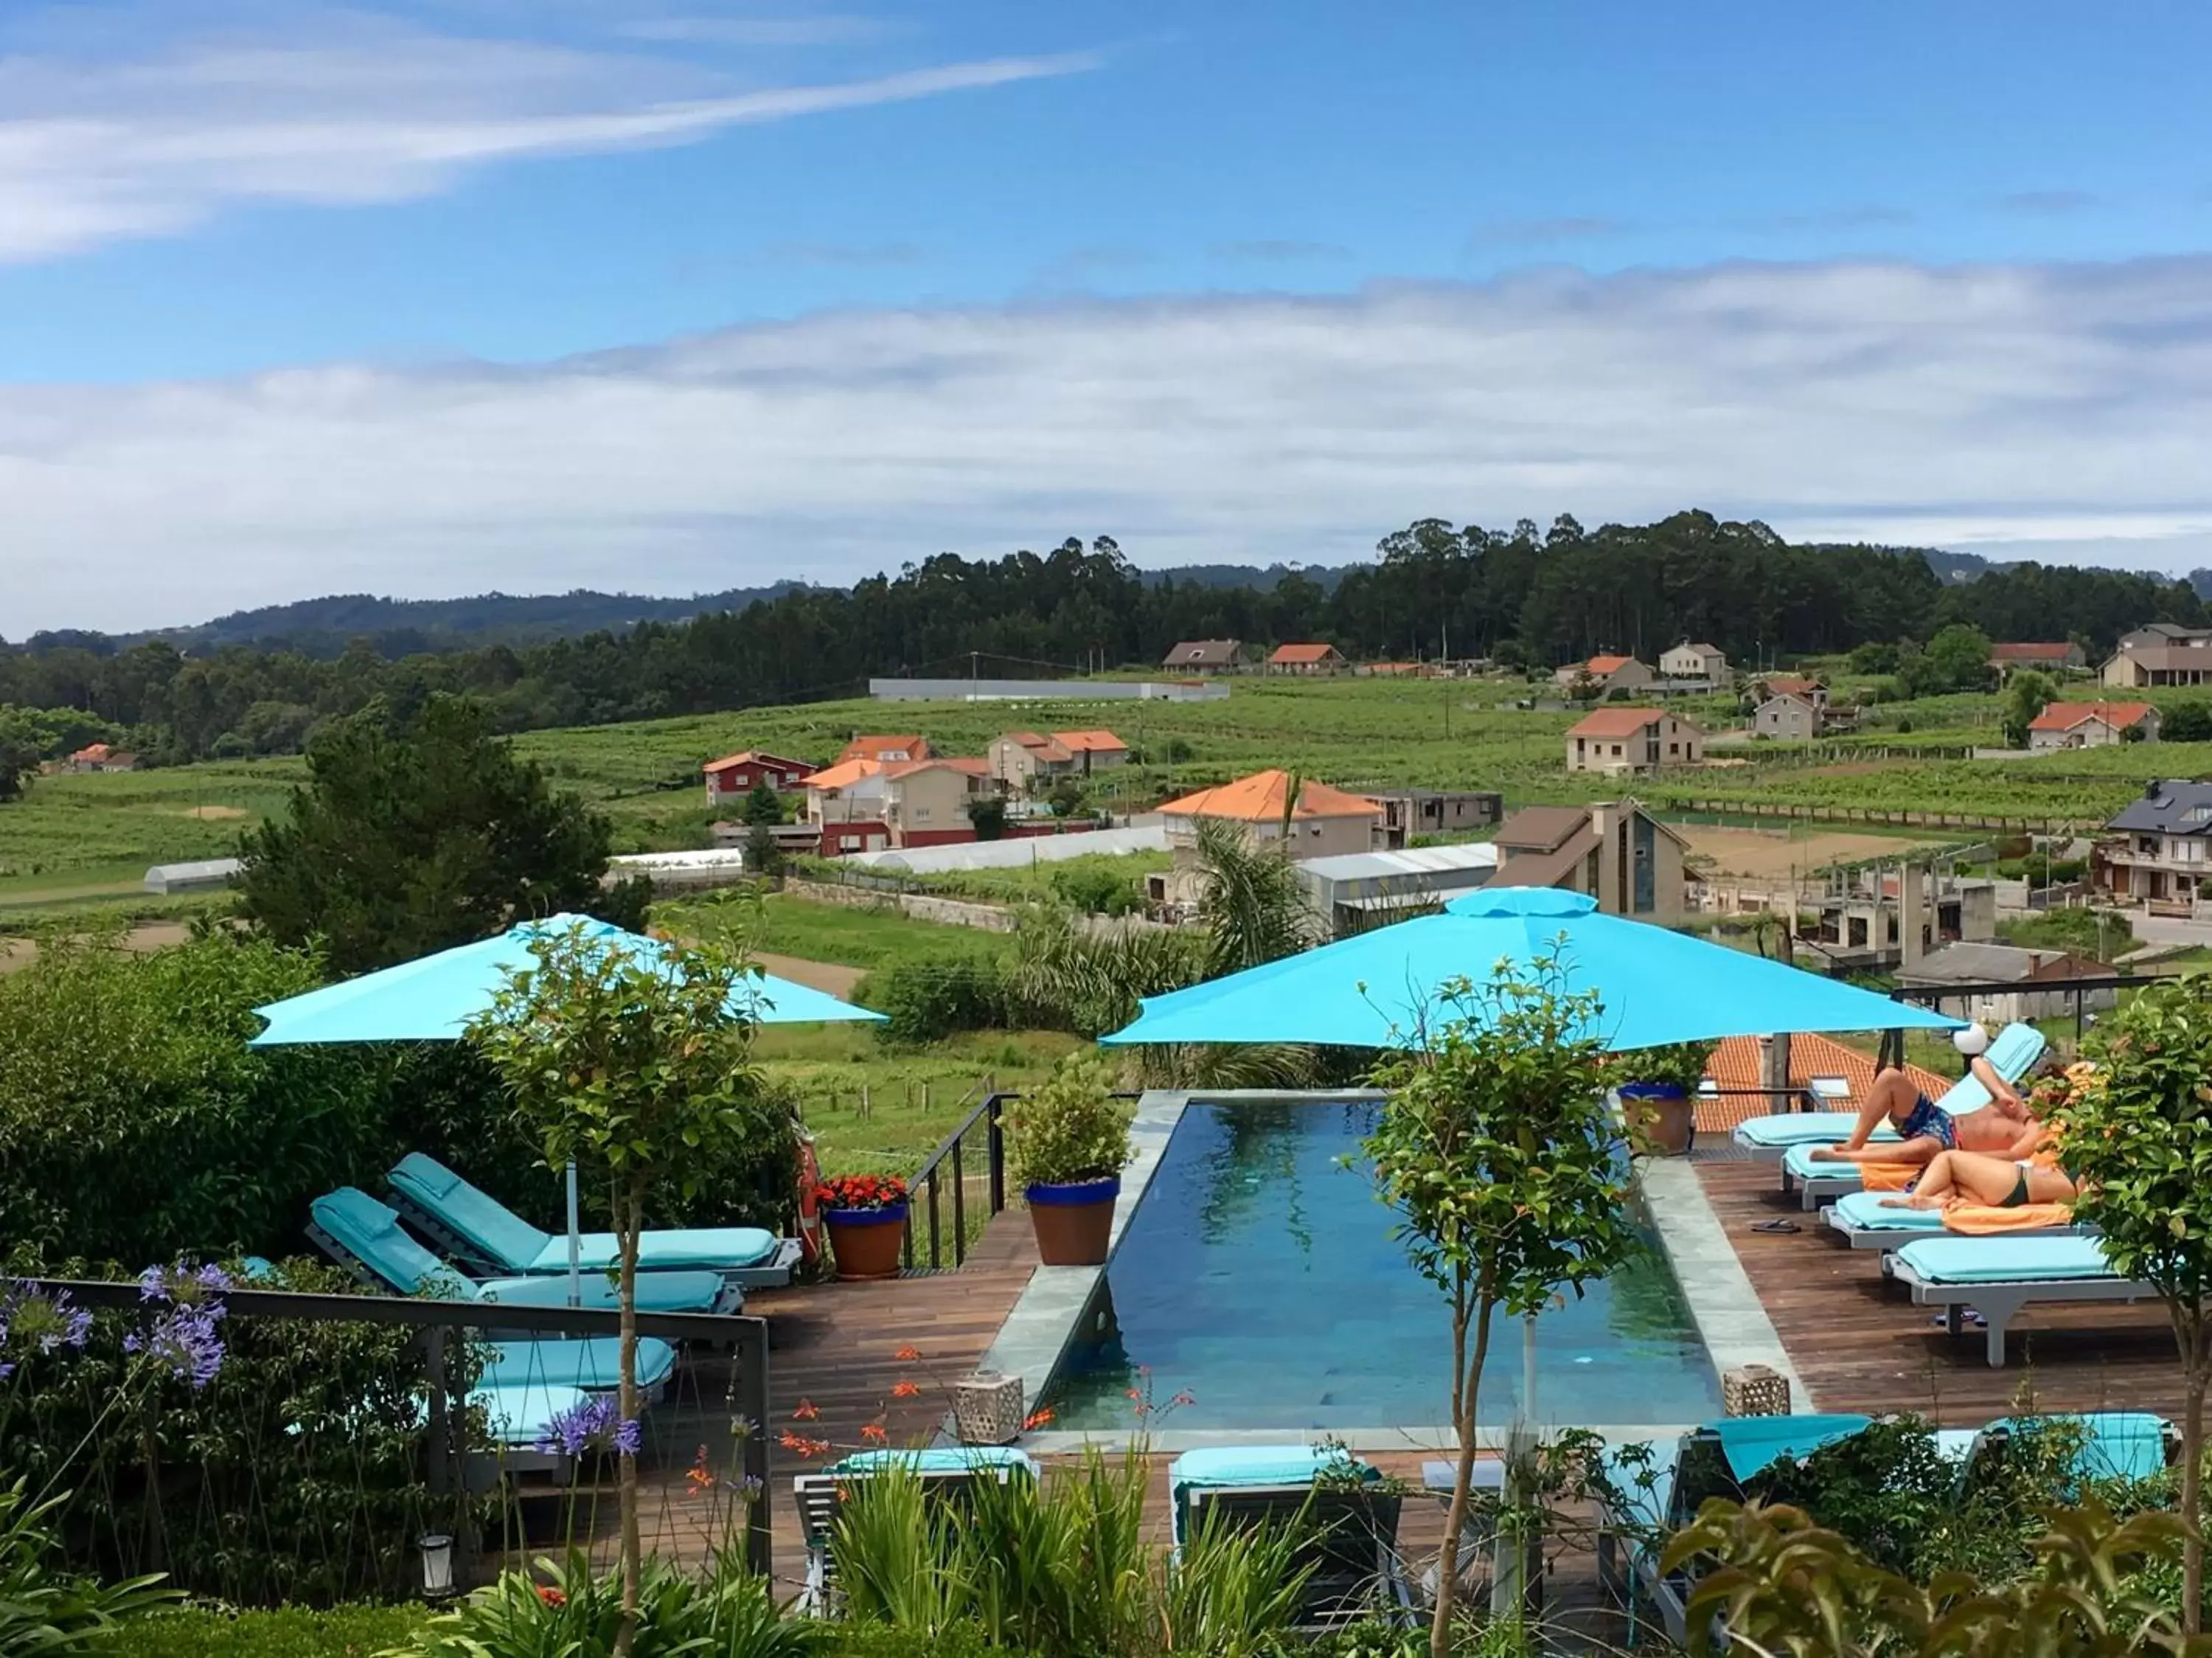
[1823,1190,2086,1251]
[1733,1112,1896,1159]
[793,1446,1038,1617]
[1774,1025,2049,1201]
[1169,1446,1411,1630]
[1596,1415,1871,1646]
[1956,1411,2172,1489]
[387,1153,800,1287]
[1884,1235,2159,1366]
[480,1335,676,1398]
[310,1187,740,1315]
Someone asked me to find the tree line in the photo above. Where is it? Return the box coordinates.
[3,510,2202,766]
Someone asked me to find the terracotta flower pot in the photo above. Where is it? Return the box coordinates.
[1620,1083,1697,1156]
[1025,1177,1120,1266]
[824,1205,908,1280]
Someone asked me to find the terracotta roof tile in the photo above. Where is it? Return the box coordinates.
[1587,654,1635,673]
[1699,1033,1950,1132]
[1052,729,1126,752]
[2027,701,2153,733]
[1567,707,1670,738]
[1159,768,1380,822]
[1269,643,1341,664]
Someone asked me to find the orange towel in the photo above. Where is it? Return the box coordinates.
[1860,1164,1917,1193]
[1941,1202,2076,1235]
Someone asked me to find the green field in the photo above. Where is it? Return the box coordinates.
[4,672,2201,926]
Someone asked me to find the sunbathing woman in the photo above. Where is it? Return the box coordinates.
[1877,1143,2079,1210]
[1803,1055,2048,1168]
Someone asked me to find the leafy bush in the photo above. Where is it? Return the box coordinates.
[870,958,1012,1044]
[111,1603,430,1657]
[1047,861,1142,918]
[1007,1052,1133,1189]
[1616,1039,1718,1095]
[397,1553,812,1658]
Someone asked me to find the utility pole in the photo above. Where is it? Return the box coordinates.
[970,649,979,701]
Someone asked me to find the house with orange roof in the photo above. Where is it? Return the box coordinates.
[989,729,1127,791]
[1159,769,1382,860]
[1551,653,1654,693]
[836,734,931,764]
[799,755,998,854]
[1753,673,1826,707]
[1565,707,1704,774]
[66,743,138,773]
[2027,700,2158,752]
[700,749,817,804]
[1266,642,1347,676]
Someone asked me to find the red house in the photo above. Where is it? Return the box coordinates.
[702,751,818,805]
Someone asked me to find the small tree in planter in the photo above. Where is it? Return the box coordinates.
[1366,949,1644,1658]
[470,922,768,1657]
[1009,1052,1134,1266]
[1618,1037,1719,1156]
[2056,977,2212,1630]
[814,1173,911,1280]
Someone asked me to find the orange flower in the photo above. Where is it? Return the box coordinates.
[860,1422,889,1445]
[791,1399,820,1421]
[535,1585,566,1607]
[1023,1406,1054,1429]
[894,1344,922,1362]
[779,1429,832,1458]
[891,1379,922,1399]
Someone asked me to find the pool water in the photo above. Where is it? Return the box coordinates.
[1046,1100,1724,1431]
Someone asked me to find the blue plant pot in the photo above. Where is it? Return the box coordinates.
[1024,1177,1120,1265]
[1619,1083,1695,1155]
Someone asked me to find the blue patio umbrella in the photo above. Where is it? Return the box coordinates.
[249,913,883,1044]
[250,912,881,1304]
[1101,887,1962,1050]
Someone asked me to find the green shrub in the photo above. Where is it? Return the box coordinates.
[869,958,1012,1044]
[1006,1052,1133,1189]
[397,1553,811,1658]
[0,1479,175,1657]
[110,1603,430,1657]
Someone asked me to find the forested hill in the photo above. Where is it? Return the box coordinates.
[3,511,2202,766]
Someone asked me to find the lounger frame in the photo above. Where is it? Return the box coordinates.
[1884,1256,2160,1366]
[1180,1485,1413,1631]
[794,1457,1036,1617]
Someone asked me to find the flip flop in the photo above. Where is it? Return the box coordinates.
[1932,1310,1988,1330]
[1750,1218,1801,1235]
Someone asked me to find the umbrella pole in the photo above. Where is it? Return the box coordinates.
[566,1161,582,1308]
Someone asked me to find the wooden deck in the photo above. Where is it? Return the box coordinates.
[1694,1156,2184,1424]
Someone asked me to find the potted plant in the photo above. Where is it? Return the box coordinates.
[813,1173,910,1280]
[1617,1038,1717,1156]
[1009,1053,1133,1266]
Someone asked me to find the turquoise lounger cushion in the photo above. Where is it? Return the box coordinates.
[1784,1145,1866,1186]
[1599,1444,1676,1536]
[391,1153,780,1275]
[481,1336,675,1392]
[1735,1112,1893,1148]
[1977,1412,2168,1482]
[828,1447,1039,1476]
[1830,1191,1943,1232]
[1710,1415,1872,1480]
[1932,1024,2046,1116]
[1170,1445,1373,1494]
[1893,1235,2115,1286]
[468,1381,594,1450]
[471,1271,728,1314]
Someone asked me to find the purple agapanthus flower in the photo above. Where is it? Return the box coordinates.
[124,1261,229,1389]
[0,1282,94,1374]
[535,1393,642,1458]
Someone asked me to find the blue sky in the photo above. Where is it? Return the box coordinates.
[4,0,2212,629]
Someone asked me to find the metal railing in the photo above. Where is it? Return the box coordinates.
[12,1277,773,1586]
[902,1091,1012,1273]
[1882,971,2148,1059]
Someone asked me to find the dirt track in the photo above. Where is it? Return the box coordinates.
[1677,825,1947,879]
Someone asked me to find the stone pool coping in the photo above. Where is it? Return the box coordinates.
[970,1086,1793,1453]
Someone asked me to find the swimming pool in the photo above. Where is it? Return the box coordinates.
[1043,1098,1725,1431]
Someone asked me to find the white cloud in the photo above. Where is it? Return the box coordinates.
[6,256,2212,631]
[0,5,1095,262]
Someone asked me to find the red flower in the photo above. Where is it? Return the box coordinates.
[1023,1406,1054,1429]
[891,1379,922,1400]
[535,1585,567,1607]
[860,1422,889,1446]
[791,1398,820,1421]
[894,1343,922,1362]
